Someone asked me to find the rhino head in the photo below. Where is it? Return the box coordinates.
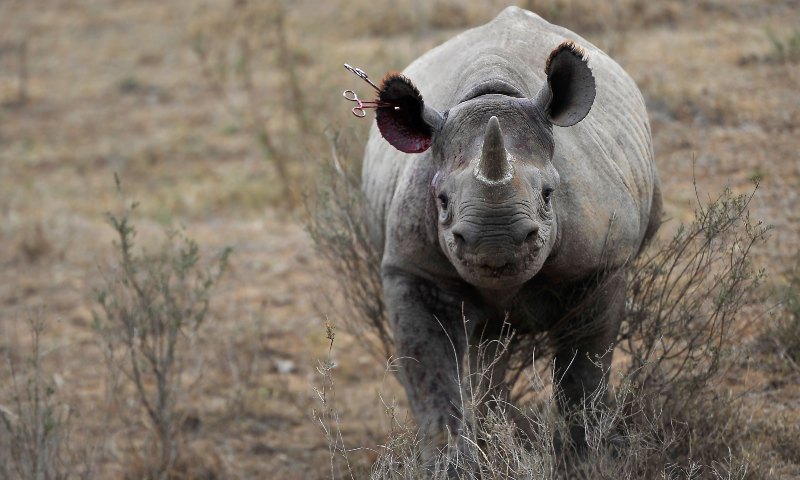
[376,41,596,290]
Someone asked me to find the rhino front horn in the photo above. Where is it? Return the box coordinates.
[474,116,513,185]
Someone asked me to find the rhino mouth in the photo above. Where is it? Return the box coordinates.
[461,245,543,280]
[446,229,547,285]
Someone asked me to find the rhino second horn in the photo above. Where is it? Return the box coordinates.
[474,116,513,185]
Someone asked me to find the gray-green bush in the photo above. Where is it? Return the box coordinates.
[0,311,93,480]
[93,182,231,478]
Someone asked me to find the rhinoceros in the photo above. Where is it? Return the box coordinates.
[360,6,661,455]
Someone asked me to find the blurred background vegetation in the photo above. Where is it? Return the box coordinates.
[1,0,799,478]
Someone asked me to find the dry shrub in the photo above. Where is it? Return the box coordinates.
[0,311,96,480]
[309,135,772,477]
[307,129,390,360]
[93,180,231,479]
[761,262,800,373]
[617,183,769,459]
[314,322,755,479]
[190,1,312,207]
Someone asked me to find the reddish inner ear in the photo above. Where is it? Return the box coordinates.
[376,74,433,154]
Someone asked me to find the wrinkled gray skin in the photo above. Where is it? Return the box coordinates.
[362,7,661,457]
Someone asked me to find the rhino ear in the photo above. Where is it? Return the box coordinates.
[376,74,443,153]
[534,41,596,127]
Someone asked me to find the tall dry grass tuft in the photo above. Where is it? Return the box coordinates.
[93,177,231,478]
[314,320,756,479]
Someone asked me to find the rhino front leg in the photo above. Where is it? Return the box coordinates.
[552,271,625,452]
[383,270,471,460]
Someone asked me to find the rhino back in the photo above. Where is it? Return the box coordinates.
[363,7,660,275]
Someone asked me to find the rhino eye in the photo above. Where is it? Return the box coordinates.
[542,188,554,203]
[437,192,449,210]
[437,192,453,225]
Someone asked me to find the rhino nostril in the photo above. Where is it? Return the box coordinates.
[453,232,466,247]
[524,226,539,243]
[451,232,467,259]
[512,220,539,245]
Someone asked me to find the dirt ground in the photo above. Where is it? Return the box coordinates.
[1,0,799,478]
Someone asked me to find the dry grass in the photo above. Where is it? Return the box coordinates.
[1,0,800,478]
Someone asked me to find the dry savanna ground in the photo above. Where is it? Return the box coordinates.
[1,0,799,478]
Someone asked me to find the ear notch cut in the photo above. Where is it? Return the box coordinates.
[542,40,596,127]
[376,73,443,154]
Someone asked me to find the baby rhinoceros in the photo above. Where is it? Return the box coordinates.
[361,6,661,458]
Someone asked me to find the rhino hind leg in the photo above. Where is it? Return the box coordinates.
[551,271,626,453]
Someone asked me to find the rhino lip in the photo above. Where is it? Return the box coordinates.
[477,262,518,277]
[464,245,542,278]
